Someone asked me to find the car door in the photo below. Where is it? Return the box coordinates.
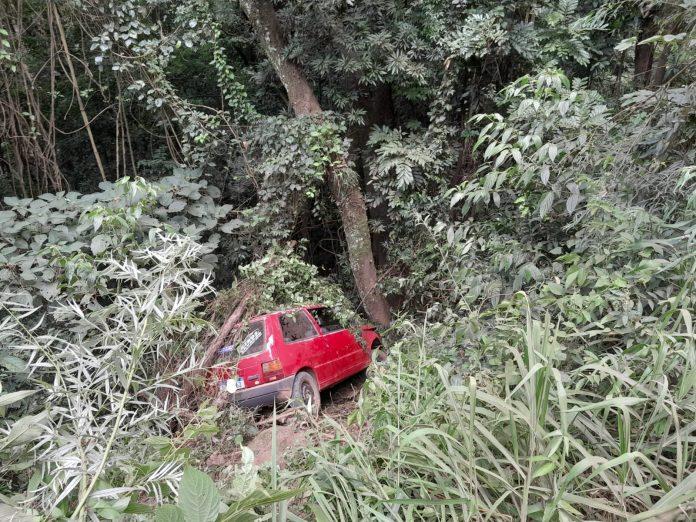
[308,307,366,381]
[277,309,335,388]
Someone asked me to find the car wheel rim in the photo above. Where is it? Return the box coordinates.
[301,382,316,412]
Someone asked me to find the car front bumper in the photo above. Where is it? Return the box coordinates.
[229,376,294,409]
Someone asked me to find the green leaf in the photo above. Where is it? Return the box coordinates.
[177,466,220,522]
[614,37,636,51]
[93,215,104,232]
[124,502,153,515]
[222,490,302,522]
[533,462,556,478]
[566,193,580,214]
[220,218,244,234]
[155,505,186,522]
[0,389,37,408]
[546,282,564,296]
[450,191,466,207]
[548,143,558,162]
[90,234,110,255]
[539,192,555,218]
[569,397,646,413]
[0,411,48,448]
[0,354,27,373]
[383,497,472,506]
[168,199,187,213]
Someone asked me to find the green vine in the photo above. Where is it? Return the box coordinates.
[210,23,257,124]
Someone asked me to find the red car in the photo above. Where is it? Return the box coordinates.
[214,305,383,413]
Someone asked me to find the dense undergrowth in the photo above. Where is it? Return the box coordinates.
[291,301,694,520]
[2,88,694,519]
[287,65,696,518]
[283,153,696,519]
[1,0,695,520]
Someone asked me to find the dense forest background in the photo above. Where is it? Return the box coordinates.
[1,0,694,520]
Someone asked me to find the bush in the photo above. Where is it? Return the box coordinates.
[0,172,230,307]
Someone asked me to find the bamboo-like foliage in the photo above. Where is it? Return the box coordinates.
[0,232,213,517]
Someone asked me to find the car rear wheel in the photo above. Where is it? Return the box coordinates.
[291,371,320,415]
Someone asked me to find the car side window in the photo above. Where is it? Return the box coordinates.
[279,311,318,343]
[310,307,343,334]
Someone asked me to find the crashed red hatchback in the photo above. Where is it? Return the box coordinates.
[213,305,383,412]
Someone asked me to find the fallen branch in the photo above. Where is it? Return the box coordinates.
[182,292,251,400]
[203,292,251,369]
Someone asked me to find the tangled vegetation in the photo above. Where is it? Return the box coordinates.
[1,0,694,520]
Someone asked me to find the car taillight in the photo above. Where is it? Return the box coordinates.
[262,358,283,379]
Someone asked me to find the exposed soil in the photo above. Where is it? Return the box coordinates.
[205,372,366,469]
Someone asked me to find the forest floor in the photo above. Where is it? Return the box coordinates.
[204,372,366,470]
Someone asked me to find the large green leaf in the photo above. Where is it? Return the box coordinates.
[0,354,27,373]
[154,505,186,522]
[90,234,110,255]
[220,489,302,522]
[0,411,48,449]
[177,466,220,522]
[539,191,555,218]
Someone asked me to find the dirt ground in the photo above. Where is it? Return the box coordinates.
[205,372,366,469]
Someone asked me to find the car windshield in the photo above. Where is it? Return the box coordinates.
[227,320,265,357]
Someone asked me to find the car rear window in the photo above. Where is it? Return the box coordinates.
[309,307,343,334]
[231,320,265,357]
[279,310,317,343]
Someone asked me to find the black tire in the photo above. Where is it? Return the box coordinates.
[291,371,321,415]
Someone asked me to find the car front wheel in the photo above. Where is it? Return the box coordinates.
[291,371,320,415]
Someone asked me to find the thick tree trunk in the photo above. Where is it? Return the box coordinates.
[239,0,391,326]
[634,10,657,88]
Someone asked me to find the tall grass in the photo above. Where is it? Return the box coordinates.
[291,301,695,520]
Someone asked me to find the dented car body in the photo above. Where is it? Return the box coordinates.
[213,305,382,409]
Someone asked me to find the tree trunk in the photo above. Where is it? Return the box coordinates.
[239,0,391,326]
[634,10,656,88]
[53,2,107,182]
